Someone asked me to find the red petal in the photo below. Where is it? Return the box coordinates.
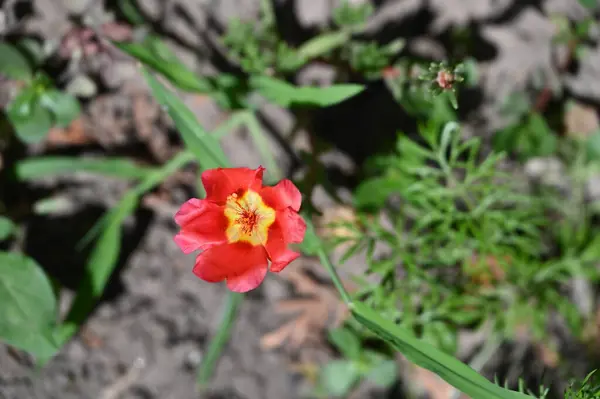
[278,208,306,243]
[260,179,302,211]
[201,167,265,204]
[270,250,300,273]
[264,221,301,273]
[226,265,268,292]
[173,198,228,253]
[192,242,268,288]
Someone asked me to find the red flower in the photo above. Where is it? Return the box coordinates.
[173,166,307,292]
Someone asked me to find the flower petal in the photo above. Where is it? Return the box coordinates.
[173,199,228,253]
[264,221,301,273]
[226,264,268,292]
[260,179,302,211]
[278,208,306,243]
[270,249,300,273]
[201,166,265,204]
[193,242,268,286]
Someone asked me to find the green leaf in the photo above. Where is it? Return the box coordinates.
[354,176,407,208]
[8,93,53,144]
[242,111,283,183]
[586,130,600,161]
[422,321,458,355]
[582,233,600,262]
[0,217,16,240]
[142,68,229,169]
[397,135,433,160]
[577,0,597,9]
[15,156,154,181]
[297,31,350,60]
[57,194,138,344]
[350,302,531,399]
[0,43,32,80]
[115,40,213,93]
[58,151,196,344]
[117,0,146,25]
[448,90,458,109]
[328,327,361,359]
[297,212,321,256]
[0,251,59,359]
[16,38,46,67]
[249,75,365,108]
[365,359,397,387]
[320,360,360,397]
[39,90,81,128]
[528,113,557,156]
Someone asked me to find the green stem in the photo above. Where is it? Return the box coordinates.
[243,111,283,183]
[197,291,244,390]
[316,246,353,305]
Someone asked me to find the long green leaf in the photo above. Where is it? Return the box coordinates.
[15,156,155,181]
[197,292,243,390]
[299,215,531,399]
[0,251,59,359]
[142,68,229,169]
[115,40,213,93]
[0,43,32,80]
[350,302,529,399]
[297,31,350,60]
[240,111,282,183]
[249,75,365,108]
[57,194,137,344]
[57,151,196,345]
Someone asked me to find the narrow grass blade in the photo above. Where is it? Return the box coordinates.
[142,68,229,169]
[197,292,243,391]
[57,151,196,345]
[242,111,282,183]
[350,302,530,399]
[15,156,155,181]
[301,217,530,399]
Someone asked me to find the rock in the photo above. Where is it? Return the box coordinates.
[363,0,422,35]
[294,0,330,28]
[565,45,600,103]
[564,100,600,140]
[524,156,570,192]
[480,8,558,105]
[586,174,600,202]
[430,0,512,33]
[137,0,163,21]
[544,0,591,20]
[61,0,91,15]
[65,74,98,98]
[295,63,336,87]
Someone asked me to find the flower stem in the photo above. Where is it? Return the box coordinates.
[316,247,353,305]
[197,291,244,391]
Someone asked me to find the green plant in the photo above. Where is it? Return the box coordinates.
[493,110,558,160]
[0,41,81,144]
[328,115,600,382]
[312,326,397,397]
[565,370,600,399]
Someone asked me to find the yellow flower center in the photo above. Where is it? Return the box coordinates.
[224,190,276,246]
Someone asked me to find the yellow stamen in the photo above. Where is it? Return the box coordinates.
[224,190,275,246]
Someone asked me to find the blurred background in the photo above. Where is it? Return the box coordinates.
[1,0,600,398]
